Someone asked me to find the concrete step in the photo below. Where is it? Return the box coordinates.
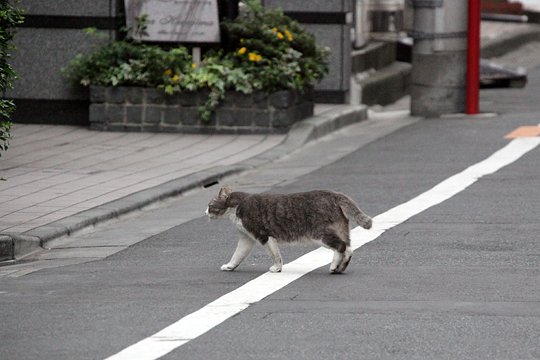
[351,61,411,106]
[352,41,396,73]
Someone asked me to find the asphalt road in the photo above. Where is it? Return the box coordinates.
[2,56,540,359]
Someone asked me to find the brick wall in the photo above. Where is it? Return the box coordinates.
[89,87,314,134]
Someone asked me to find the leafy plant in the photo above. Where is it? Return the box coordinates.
[0,0,24,166]
[186,53,254,121]
[63,28,193,88]
[189,0,328,121]
[222,0,329,92]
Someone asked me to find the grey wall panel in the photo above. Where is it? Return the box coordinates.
[263,0,352,13]
[17,0,120,17]
[304,24,349,92]
[6,28,111,101]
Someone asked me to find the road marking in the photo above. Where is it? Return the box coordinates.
[104,137,540,360]
[505,125,540,139]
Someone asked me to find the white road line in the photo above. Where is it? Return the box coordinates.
[104,137,540,360]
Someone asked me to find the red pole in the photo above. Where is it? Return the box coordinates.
[466,0,481,114]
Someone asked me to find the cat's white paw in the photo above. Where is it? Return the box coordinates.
[221,264,236,271]
[329,265,343,274]
[269,265,282,273]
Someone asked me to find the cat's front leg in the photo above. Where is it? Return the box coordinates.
[221,234,255,271]
[264,237,283,273]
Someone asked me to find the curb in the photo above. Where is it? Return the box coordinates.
[0,235,14,262]
[0,234,40,264]
[1,105,367,263]
[481,24,540,58]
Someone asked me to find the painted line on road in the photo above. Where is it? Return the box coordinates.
[104,136,540,360]
[505,125,540,139]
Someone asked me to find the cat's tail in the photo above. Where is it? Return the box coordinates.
[337,193,373,229]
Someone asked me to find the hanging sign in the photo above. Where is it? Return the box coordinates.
[124,0,221,43]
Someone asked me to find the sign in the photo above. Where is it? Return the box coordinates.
[125,0,221,43]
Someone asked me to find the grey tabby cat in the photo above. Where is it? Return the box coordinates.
[206,186,372,274]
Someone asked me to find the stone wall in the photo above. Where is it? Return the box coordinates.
[89,87,314,134]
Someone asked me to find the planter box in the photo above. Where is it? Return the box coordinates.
[89,86,314,134]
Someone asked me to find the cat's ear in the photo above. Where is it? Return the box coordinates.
[218,186,232,199]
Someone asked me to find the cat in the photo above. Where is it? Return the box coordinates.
[206,186,372,274]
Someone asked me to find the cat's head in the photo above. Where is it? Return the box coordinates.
[206,186,233,219]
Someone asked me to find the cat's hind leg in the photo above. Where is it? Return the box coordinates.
[221,234,255,271]
[336,246,353,273]
[264,237,283,273]
[320,231,348,274]
[329,251,345,274]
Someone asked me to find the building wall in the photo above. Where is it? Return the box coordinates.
[6,0,121,125]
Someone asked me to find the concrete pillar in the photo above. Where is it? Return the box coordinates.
[405,0,468,117]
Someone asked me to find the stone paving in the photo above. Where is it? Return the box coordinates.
[0,126,284,234]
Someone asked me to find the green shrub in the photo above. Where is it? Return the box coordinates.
[178,53,255,122]
[63,28,193,88]
[221,0,328,92]
[64,0,328,122]
[0,0,24,164]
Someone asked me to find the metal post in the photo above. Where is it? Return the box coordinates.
[192,47,201,67]
[353,0,370,49]
[466,0,480,114]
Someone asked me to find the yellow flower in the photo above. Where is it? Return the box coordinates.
[284,29,293,41]
[171,74,181,84]
[163,69,172,76]
[271,27,278,33]
[192,63,197,69]
[238,47,247,55]
[276,31,284,40]
[248,52,262,62]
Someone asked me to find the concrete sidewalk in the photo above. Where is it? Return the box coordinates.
[1,19,540,262]
[0,128,284,234]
